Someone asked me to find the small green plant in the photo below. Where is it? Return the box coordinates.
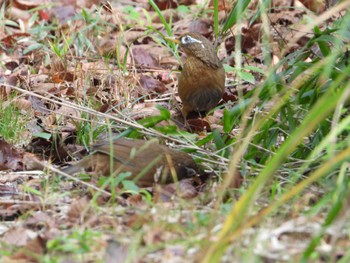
[75,113,107,148]
[47,229,102,254]
[0,98,31,144]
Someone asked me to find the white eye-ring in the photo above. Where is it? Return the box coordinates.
[181,35,205,48]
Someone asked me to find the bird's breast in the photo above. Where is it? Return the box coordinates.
[178,57,225,108]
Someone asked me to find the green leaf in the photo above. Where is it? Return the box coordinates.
[33,132,52,140]
[177,5,190,13]
[116,172,133,184]
[237,71,255,84]
[213,129,225,150]
[23,43,44,54]
[156,104,171,119]
[122,180,140,192]
[149,0,173,36]
[222,0,251,33]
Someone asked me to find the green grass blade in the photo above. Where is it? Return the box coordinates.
[202,74,350,262]
[221,0,251,33]
[148,0,173,36]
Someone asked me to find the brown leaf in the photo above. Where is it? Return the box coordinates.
[51,71,75,83]
[297,0,326,13]
[186,118,212,133]
[1,74,20,99]
[132,47,159,67]
[151,0,178,10]
[130,102,175,121]
[179,0,196,4]
[127,194,144,207]
[0,33,30,49]
[241,24,262,52]
[124,212,149,229]
[0,139,24,171]
[2,227,36,246]
[208,0,229,11]
[225,36,235,55]
[154,179,198,202]
[11,236,46,262]
[139,75,167,94]
[188,19,213,38]
[27,136,72,164]
[13,98,32,111]
[4,61,19,71]
[25,211,56,229]
[38,10,50,21]
[223,170,243,189]
[67,196,90,222]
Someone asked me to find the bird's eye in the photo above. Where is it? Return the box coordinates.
[181,36,191,44]
[181,35,202,46]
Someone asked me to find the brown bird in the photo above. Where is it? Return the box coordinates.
[61,138,199,187]
[167,32,225,119]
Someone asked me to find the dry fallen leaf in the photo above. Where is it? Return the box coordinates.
[132,47,159,67]
[0,139,24,171]
[139,74,167,94]
[153,179,198,202]
[67,196,91,223]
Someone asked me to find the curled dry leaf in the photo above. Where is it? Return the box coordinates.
[4,61,19,71]
[13,0,42,10]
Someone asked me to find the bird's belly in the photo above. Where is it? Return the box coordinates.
[178,65,225,112]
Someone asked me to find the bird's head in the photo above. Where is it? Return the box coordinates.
[166,32,222,68]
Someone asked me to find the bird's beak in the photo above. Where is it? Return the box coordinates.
[165,36,180,45]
